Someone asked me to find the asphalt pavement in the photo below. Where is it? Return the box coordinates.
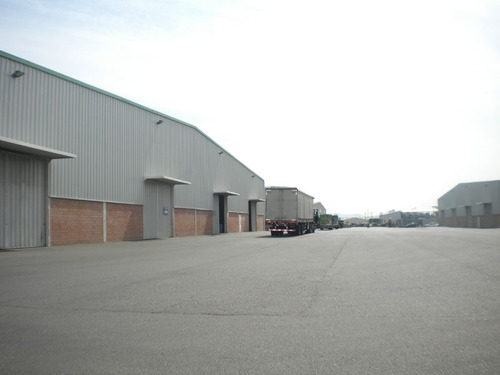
[1,227,499,374]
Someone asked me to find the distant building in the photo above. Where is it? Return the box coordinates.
[380,210,437,227]
[379,211,403,226]
[438,180,500,228]
[346,217,368,226]
[313,202,327,215]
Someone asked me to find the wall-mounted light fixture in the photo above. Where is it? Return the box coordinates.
[12,70,24,78]
[218,151,224,155]
[156,120,164,125]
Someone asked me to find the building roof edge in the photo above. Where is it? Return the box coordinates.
[0,50,264,181]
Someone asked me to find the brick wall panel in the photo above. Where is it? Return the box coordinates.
[175,208,196,237]
[228,213,239,233]
[50,198,103,246]
[456,217,467,228]
[257,215,265,231]
[240,213,249,232]
[106,203,143,242]
[196,210,213,235]
[493,214,500,228]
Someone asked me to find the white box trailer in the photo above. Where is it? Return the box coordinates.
[265,187,316,236]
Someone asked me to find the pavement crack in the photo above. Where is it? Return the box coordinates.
[0,303,291,318]
[303,238,348,314]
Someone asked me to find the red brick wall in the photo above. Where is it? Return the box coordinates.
[257,215,265,231]
[456,217,467,228]
[106,203,143,242]
[228,212,239,233]
[196,210,213,235]
[175,208,196,237]
[52,198,264,245]
[51,198,143,246]
[50,198,103,246]
[174,208,214,237]
[439,217,455,227]
[494,214,500,228]
[475,216,486,228]
[240,213,249,232]
[439,215,500,228]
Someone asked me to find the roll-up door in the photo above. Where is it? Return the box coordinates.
[0,151,47,248]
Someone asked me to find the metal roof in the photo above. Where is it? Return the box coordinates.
[0,50,264,182]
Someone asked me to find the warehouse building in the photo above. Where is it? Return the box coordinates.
[438,180,500,228]
[0,51,266,249]
[379,210,437,227]
[313,202,327,215]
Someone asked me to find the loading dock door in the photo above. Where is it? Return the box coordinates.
[144,176,191,239]
[248,201,253,231]
[0,137,75,248]
[144,181,172,239]
[0,151,47,248]
[248,199,264,232]
[465,206,472,228]
[214,191,240,234]
[484,203,493,228]
[219,195,226,233]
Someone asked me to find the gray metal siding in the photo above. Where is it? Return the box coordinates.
[0,151,47,248]
[380,211,403,221]
[1,52,266,225]
[265,189,282,220]
[265,189,299,220]
[265,188,314,221]
[438,181,500,216]
[297,190,314,220]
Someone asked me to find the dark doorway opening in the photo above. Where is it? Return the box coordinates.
[484,203,493,228]
[248,201,253,231]
[219,195,225,233]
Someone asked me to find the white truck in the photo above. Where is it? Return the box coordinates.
[265,187,316,236]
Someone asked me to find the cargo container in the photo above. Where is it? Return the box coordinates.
[265,187,316,236]
[318,214,339,230]
[332,215,341,229]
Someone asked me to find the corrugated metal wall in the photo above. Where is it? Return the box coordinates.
[0,151,47,248]
[438,181,500,216]
[1,52,266,224]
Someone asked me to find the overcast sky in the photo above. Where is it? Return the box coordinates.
[1,0,499,216]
